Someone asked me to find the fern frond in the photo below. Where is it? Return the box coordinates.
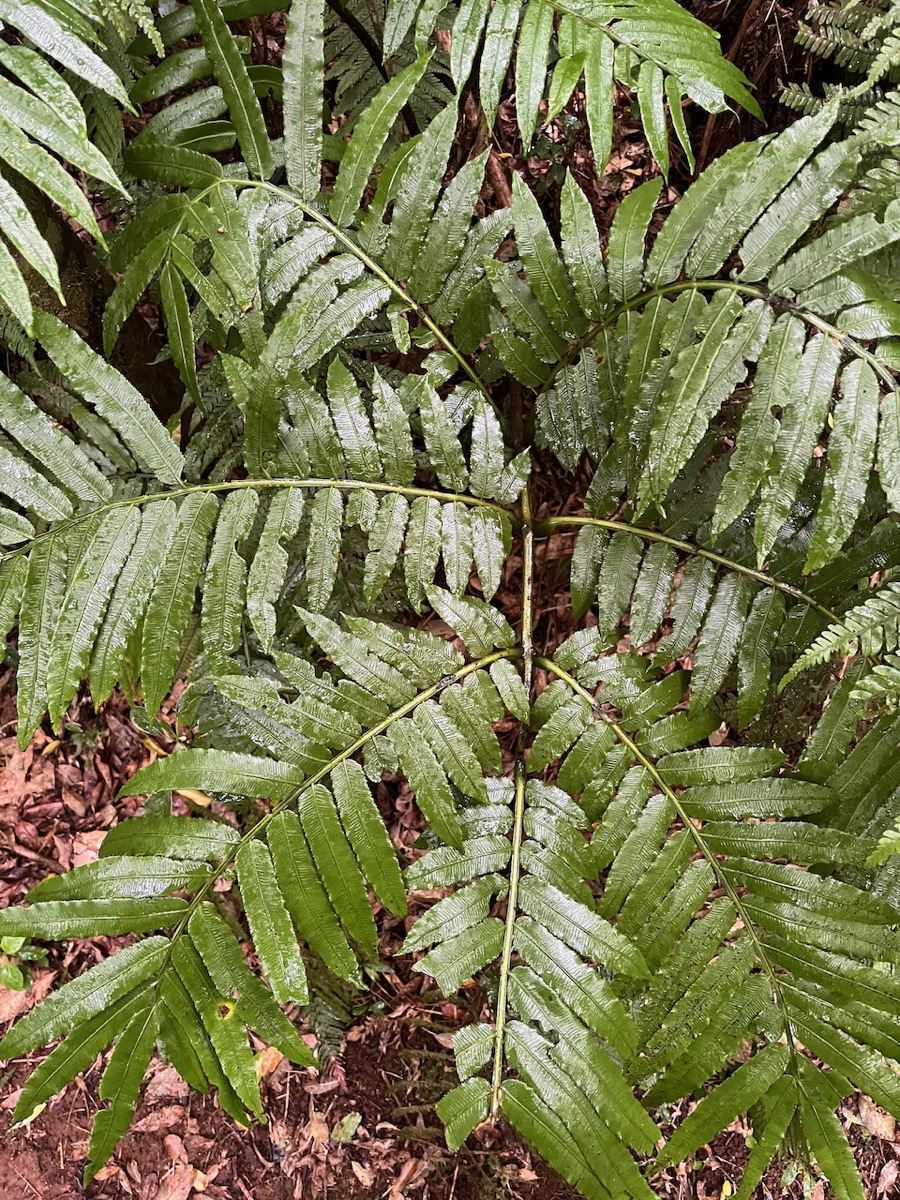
[0,0,133,325]
[529,648,900,1195]
[782,581,900,687]
[499,109,900,589]
[2,0,900,1193]
[378,0,759,167]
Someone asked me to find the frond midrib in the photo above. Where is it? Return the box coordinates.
[0,477,516,568]
[161,645,520,967]
[537,654,801,1074]
[538,277,899,398]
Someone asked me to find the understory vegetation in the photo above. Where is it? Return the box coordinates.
[2,0,900,1194]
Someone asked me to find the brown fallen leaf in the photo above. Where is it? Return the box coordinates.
[350,1162,376,1188]
[191,1164,220,1193]
[152,1164,195,1200]
[132,1105,186,1134]
[306,1109,330,1151]
[389,1156,428,1198]
[859,1096,896,1142]
[145,1063,191,1105]
[877,1159,899,1195]
[91,1165,121,1183]
[165,1133,189,1164]
[0,968,55,1023]
[256,1045,284,1078]
[72,829,106,867]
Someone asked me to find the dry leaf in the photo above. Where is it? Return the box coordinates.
[132,1105,186,1134]
[164,1134,189,1164]
[256,1045,284,1078]
[304,1080,341,1095]
[350,1162,376,1187]
[145,1064,191,1105]
[307,1110,330,1150]
[72,829,106,867]
[0,968,54,1023]
[191,1165,218,1193]
[859,1096,896,1142]
[877,1159,899,1195]
[152,1164,195,1200]
[92,1165,121,1183]
[389,1156,427,1197]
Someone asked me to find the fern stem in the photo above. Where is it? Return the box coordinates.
[536,656,801,1072]
[541,279,899,396]
[154,177,490,402]
[520,488,536,691]
[0,478,515,567]
[239,180,490,399]
[164,647,521,951]
[490,755,527,1119]
[490,486,536,1117]
[535,515,841,623]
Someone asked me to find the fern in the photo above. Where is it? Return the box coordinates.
[0,0,131,329]
[784,0,900,149]
[783,581,900,685]
[0,0,899,1196]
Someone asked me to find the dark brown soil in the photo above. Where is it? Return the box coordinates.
[1,1022,584,1200]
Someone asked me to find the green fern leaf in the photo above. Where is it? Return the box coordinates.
[754,332,842,563]
[297,785,379,951]
[783,582,900,688]
[28,855,210,902]
[268,810,362,985]
[121,750,306,805]
[480,0,520,128]
[501,1079,608,1200]
[170,935,262,1118]
[16,533,66,747]
[661,1043,790,1166]
[691,573,752,709]
[282,0,323,200]
[46,509,141,729]
[330,53,433,227]
[436,1077,491,1150]
[237,840,309,1005]
[607,177,663,303]
[0,936,168,1061]
[11,986,151,1129]
[383,105,456,281]
[34,312,184,485]
[0,0,128,103]
[416,918,506,992]
[878,389,900,511]
[800,1079,865,1200]
[246,490,305,654]
[140,493,218,716]
[512,174,586,339]
[189,903,317,1064]
[516,0,553,145]
[190,0,273,178]
[88,501,175,705]
[85,1003,159,1185]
